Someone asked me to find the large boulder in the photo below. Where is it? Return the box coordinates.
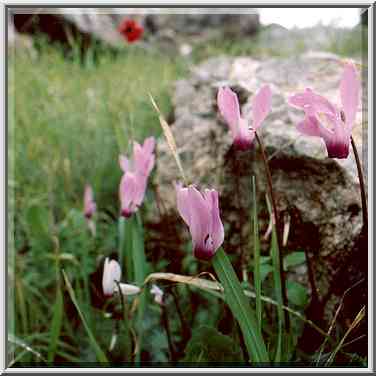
[11,9,125,48]
[148,53,367,350]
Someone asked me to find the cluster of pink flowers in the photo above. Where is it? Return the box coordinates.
[218,62,360,159]
[217,85,272,150]
[118,137,155,218]
[289,63,360,158]
[84,62,360,268]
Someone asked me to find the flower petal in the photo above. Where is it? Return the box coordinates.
[119,155,131,173]
[102,258,122,296]
[340,62,360,129]
[176,183,191,226]
[150,284,164,305]
[119,172,140,217]
[217,87,241,138]
[143,137,155,155]
[133,173,148,207]
[134,138,155,177]
[289,88,337,116]
[323,136,350,159]
[234,118,254,150]
[321,113,351,159]
[203,189,224,252]
[187,186,211,252]
[84,185,96,218]
[297,113,337,141]
[84,185,93,205]
[252,85,272,129]
[117,283,141,296]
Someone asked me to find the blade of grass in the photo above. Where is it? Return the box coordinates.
[265,194,285,361]
[15,277,28,335]
[212,248,269,363]
[325,306,365,366]
[62,270,109,363]
[251,176,262,331]
[25,332,80,354]
[143,271,332,343]
[316,278,365,365]
[118,216,133,280]
[8,334,47,364]
[149,93,187,184]
[47,288,63,363]
[144,272,223,292]
[132,213,147,364]
[270,227,283,362]
[114,281,133,363]
[8,349,30,367]
[48,236,64,363]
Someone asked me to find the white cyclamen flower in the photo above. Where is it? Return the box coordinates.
[102,257,140,297]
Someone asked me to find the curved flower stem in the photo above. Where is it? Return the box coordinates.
[255,132,290,332]
[350,136,368,230]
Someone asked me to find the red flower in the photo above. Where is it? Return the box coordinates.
[118,19,144,43]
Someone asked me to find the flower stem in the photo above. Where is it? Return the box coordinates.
[171,288,191,342]
[350,136,368,230]
[234,159,247,280]
[161,301,175,361]
[254,132,290,332]
[115,281,133,363]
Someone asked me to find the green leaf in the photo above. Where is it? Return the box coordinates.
[251,176,262,331]
[62,270,108,363]
[270,227,283,362]
[260,256,271,264]
[182,326,242,363]
[283,251,306,270]
[118,216,133,280]
[132,213,148,364]
[260,264,274,283]
[47,288,64,363]
[286,281,309,307]
[26,205,50,237]
[212,248,269,363]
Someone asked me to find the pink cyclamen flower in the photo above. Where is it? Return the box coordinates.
[102,257,141,297]
[217,85,272,150]
[119,137,155,218]
[83,184,96,219]
[176,184,224,261]
[288,62,360,159]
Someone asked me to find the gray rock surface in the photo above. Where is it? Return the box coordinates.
[8,13,35,52]
[150,54,366,317]
[10,8,259,50]
[144,8,259,36]
[57,10,125,47]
